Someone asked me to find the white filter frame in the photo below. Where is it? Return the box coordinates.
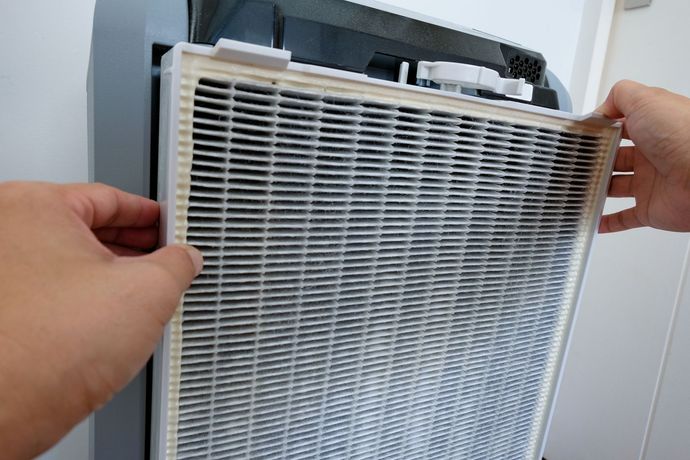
[153,39,621,460]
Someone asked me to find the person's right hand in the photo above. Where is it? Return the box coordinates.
[597,80,690,233]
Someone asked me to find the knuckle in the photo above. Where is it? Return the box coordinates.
[614,79,634,89]
[613,79,639,97]
[91,182,111,192]
[77,182,118,199]
[89,182,120,202]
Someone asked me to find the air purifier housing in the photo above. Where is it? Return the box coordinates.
[88,1,582,458]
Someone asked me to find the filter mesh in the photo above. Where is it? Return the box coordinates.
[171,76,609,459]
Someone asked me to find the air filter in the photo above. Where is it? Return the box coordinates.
[153,40,620,460]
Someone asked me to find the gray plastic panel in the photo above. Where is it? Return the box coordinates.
[87,0,187,458]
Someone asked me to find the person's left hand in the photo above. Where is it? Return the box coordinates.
[0,182,203,459]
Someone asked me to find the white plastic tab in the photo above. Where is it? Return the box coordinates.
[398,61,410,84]
[417,61,532,100]
[212,38,291,69]
[505,83,534,102]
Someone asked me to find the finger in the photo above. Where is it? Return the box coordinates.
[613,146,636,172]
[104,243,146,257]
[143,244,203,283]
[60,183,160,229]
[94,227,159,250]
[596,80,649,119]
[599,207,643,233]
[608,174,634,197]
[119,244,204,321]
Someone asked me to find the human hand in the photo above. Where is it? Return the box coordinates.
[0,182,202,459]
[597,80,690,233]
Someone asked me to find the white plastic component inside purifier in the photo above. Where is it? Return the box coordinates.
[153,39,621,460]
[398,61,410,84]
[417,61,533,101]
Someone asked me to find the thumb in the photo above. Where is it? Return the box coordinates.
[143,244,204,285]
[120,244,204,320]
[596,79,648,119]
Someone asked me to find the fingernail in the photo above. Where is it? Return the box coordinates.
[184,245,204,275]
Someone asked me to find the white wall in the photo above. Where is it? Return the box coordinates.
[545,1,690,459]
[0,0,93,183]
[644,252,690,459]
[569,0,616,113]
[0,2,96,458]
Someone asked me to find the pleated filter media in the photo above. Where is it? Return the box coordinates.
[153,41,620,460]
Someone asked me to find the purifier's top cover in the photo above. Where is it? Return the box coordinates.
[154,40,620,460]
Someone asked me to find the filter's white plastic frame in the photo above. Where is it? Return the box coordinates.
[152,38,621,460]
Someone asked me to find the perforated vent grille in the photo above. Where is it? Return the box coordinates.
[171,77,609,459]
[507,55,542,84]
